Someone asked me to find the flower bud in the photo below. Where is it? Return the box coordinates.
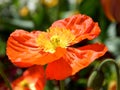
[87,70,104,90]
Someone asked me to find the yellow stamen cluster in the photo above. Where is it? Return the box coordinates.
[15,79,36,90]
[36,27,75,53]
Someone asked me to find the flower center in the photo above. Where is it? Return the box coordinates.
[36,27,75,53]
[18,79,36,90]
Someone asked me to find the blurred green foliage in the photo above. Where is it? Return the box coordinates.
[0,0,120,90]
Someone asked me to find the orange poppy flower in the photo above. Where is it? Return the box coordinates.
[7,14,107,80]
[12,65,46,90]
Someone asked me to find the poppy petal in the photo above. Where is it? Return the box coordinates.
[12,65,46,90]
[7,30,41,67]
[50,14,101,44]
[46,58,72,80]
[7,30,66,67]
[46,43,107,80]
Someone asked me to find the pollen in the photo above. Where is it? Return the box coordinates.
[36,27,75,53]
[36,32,55,53]
[15,79,30,90]
[17,79,36,90]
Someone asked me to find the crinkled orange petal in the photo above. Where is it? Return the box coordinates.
[33,47,66,65]
[12,65,46,90]
[50,14,101,44]
[7,30,66,67]
[46,43,107,80]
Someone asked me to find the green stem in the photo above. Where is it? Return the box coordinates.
[97,59,120,90]
[0,61,12,90]
[60,80,65,90]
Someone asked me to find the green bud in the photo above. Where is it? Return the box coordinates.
[87,70,104,90]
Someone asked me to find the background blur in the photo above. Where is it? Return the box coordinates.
[0,0,120,90]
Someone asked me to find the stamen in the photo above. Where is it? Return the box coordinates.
[19,79,29,90]
[36,27,75,53]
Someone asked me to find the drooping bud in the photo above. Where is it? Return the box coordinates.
[87,70,104,90]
